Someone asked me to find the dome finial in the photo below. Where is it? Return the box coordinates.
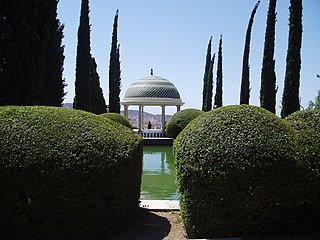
[150,68,153,75]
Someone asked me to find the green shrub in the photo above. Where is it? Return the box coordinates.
[166,108,204,138]
[100,112,133,128]
[286,109,320,229]
[286,109,320,179]
[174,105,310,238]
[0,106,143,239]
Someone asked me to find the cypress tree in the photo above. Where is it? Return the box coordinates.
[46,0,66,106]
[74,0,91,111]
[0,0,65,106]
[260,0,277,114]
[202,37,213,112]
[0,0,20,105]
[207,54,215,110]
[240,1,260,104]
[214,35,223,109]
[74,0,106,113]
[281,0,303,118]
[108,10,121,113]
[90,57,106,114]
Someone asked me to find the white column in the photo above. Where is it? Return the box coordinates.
[138,105,142,132]
[161,105,166,136]
[124,105,129,118]
[141,106,145,130]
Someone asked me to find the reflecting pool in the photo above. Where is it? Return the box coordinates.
[141,146,179,200]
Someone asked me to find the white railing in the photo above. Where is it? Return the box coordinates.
[134,129,166,138]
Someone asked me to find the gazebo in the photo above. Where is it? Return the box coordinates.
[121,70,184,136]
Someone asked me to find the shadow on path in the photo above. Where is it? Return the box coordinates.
[110,208,171,240]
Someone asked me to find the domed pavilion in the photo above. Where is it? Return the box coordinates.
[122,70,184,136]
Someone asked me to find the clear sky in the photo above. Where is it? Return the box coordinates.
[57,0,320,115]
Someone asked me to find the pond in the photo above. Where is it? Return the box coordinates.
[140,146,179,200]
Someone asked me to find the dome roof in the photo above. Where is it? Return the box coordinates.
[124,75,181,99]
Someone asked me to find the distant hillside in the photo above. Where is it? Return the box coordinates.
[120,110,172,118]
[62,104,172,118]
[62,103,73,108]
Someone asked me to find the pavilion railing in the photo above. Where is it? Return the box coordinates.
[134,129,166,138]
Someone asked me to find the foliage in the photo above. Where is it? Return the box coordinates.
[74,0,91,111]
[0,0,65,106]
[202,37,215,112]
[307,90,320,110]
[100,112,132,129]
[90,57,106,114]
[109,10,121,113]
[286,109,320,180]
[260,0,277,114]
[0,106,143,239]
[286,109,320,231]
[240,1,260,104]
[214,35,223,108]
[174,105,312,238]
[166,109,204,139]
[74,0,106,113]
[281,0,303,118]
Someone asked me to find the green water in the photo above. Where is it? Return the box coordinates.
[141,146,179,200]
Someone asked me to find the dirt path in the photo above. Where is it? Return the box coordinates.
[110,209,320,240]
[110,208,186,240]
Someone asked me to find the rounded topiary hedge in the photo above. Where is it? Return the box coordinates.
[0,106,142,239]
[286,109,320,179]
[286,109,320,230]
[100,112,133,129]
[174,105,310,238]
[165,108,204,138]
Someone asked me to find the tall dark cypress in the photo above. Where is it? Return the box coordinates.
[74,0,91,111]
[47,0,66,106]
[207,53,215,110]
[108,10,121,113]
[260,0,277,113]
[281,0,303,118]
[90,57,106,114]
[240,1,260,104]
[202,37,213,112]
[214,35,223,108]
[0,0,22,105]
[0,0,65,106]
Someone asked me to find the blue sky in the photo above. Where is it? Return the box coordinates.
[57,0,320,115]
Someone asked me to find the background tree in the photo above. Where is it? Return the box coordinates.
[74,0,105,113]
[214,35,223,108]
[108,10,121,113]
[0,0,65,106]
[307,90,320,110]
[240,1,260,104]
[260,0,277,114]
[202,37,214,112]
[307,74,320,109]
[90,57,106,114]
[281,0,303,118]
[74,0,91,111]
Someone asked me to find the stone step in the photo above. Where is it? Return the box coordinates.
[139,200,180,210]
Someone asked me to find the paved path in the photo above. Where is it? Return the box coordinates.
[110,208,185,240]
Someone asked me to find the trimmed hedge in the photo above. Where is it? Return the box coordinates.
[174,105,311,238]
[286,109,320,230]
[0,106,143,239]
[286,109,320,179]
[166,108,204,138]
[100,112,133,129]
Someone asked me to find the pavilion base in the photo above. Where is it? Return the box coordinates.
[143,137,173,146]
